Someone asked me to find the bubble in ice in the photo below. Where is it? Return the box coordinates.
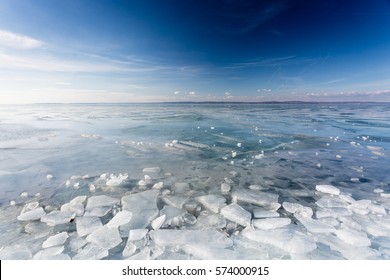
[46,174,53,180]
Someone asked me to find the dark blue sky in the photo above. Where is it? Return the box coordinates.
[0,0,390,102]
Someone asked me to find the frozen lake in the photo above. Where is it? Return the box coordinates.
[0,103,390,259]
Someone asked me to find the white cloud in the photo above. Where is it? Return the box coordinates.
[174,91,180,95]
[0,30,44,49]
[188,91,196,95]
[225,92,232,95]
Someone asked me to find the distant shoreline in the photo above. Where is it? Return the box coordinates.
[2,101,389,106]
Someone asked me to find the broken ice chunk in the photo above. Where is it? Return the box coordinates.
[315,197,348,208]
[46,174,53,180]
[70,195,87,205]
[252,218,291,230]
[194,212,226,229]
[85,195,119,210]
[106,211,133,229]
[106,173,128,187]
[315,207,352,219]
[84,206,112,217]
[348,200,372,215]
[282,202,313,217]
[159,205,186,227]
[86,226,122,250]
[125,247,151,260]
[42,232,68,248]
[72,243,108,260]
[173,182,190,194]
[122,241,137,257]
[151,215,166,230]
[318,234,380,260]
[24,222,53,238]
[242,228,317,255]
[152,182,164,189]
[17,207,45,221]
[315,185,340,195]
[232,189,279,207]
[33,246,64,260]
[128,229,149,241]
[221,183,231,193]
[60,202,84,216]
[253,209,280,218]
[41,210,73,226]
[369,203,387,215]
[220,204,251,227]
[121,189,159,231]
[162,195,188,209]
[149,229,233,248]
[381,193,390,198]
[142,167,161,173]
[21,201,39,213]
[0,245,32,260]
[182,244,240,260]
[335,229,371,247]
[295,214,335,233]
[69,237,87,251]
[76,216,103,237]
[196,195,226,213]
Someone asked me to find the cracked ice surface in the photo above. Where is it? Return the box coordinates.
[1,103,390,260]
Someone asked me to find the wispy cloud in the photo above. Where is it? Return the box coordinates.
[225,56,303,70]
[0,30,44,49]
